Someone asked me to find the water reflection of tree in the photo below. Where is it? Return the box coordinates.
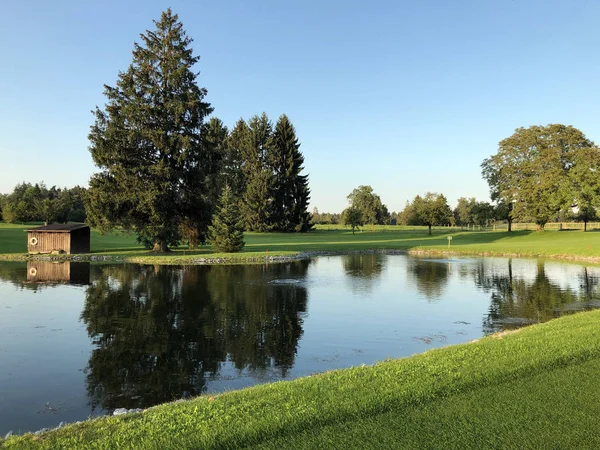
[480,260,600,333]
[81,261,308,412]
[342,254,385,294]
[407,259,449,301]
[0,262,28,289]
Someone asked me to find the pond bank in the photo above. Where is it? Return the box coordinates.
[3,246,600,266]
[3,309,600,449]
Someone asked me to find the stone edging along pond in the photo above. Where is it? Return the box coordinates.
[2,248,600,265]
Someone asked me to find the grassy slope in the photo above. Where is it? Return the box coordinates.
[2,223,600,263]
[3,310,600,449]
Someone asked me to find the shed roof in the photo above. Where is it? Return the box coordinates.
[27,223,90,233]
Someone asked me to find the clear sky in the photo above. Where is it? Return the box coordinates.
[1,0,600,213]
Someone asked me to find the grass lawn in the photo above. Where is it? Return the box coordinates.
[2,222,600,263]
[3,309,600,449]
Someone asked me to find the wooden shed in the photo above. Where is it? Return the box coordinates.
[27,223,91,254]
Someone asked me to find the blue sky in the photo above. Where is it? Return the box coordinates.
[1,0,600,213]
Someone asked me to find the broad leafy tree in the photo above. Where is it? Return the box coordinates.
[454,197,476,227]
[347,185,387,230]
[568,146,600,231]
[86,9,214,251]
[343,206,363,234]
[208,185,245,253]
[482,124,593,230]
[408,192,453,235]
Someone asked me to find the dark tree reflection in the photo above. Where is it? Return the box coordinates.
[481,261,600,333]
[407,259,449,301]
[81,261,309,412]
[342,254,385,294]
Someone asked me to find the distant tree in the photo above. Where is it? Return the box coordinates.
[0,194,6,221]
[311,207,320,224]
[86,9,214,252]
[454,197,476,227]
[208,185,245,253]
[409,192,453,235]
[482,124,593,230]
[270,114,312,232]
[65,186,87,222]
[397,201,413,225]
[471,201,494,227]
[568,146,600,231]
[343,206,363,234]
[347,185,387,231]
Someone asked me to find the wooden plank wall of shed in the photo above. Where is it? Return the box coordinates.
[27,232,71,254]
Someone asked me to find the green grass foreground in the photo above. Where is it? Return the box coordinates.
[2,310,600,449]
[2,222,600,264]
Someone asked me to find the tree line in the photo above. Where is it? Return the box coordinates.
[317,123,600,234]
[0,183,86,224]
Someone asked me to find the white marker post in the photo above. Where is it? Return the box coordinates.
[447,236,453,248]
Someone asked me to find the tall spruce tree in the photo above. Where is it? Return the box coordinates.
[208,185,245,252]
[271,115,312,232]
[240,113,274,232]
[223,119,248,200]
[86,9,214,252]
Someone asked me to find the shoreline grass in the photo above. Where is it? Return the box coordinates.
[3,223,600,265]
[3,310,600,449]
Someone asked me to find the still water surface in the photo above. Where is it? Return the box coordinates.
[1,255,599,434]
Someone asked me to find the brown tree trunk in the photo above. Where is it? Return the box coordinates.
[507,217,512,232]
[428,225,432,235]
[584,220,588,232]
[152,242,170,253]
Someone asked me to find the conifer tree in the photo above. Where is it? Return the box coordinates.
[223,119,249,200]
[240,113,274,232]
[87,9,214,252]
[208,185,245,253]
[271,115,312,232]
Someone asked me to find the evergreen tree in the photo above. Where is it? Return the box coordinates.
[271,114,312,232]
[209,185,245,253]
[240,113,274,232]
[223,119,248,200]
[181,117,228,248]
[86,9,214,252]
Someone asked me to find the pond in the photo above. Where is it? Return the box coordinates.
[1,254,600,435]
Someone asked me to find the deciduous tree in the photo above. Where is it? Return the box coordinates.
[347,185,387,231]
[343,206,363,234]
[408,192,453,235]
[482,124,593,230]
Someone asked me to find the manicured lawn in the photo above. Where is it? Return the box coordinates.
[3,310,600,449]
[2,222,600,263]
